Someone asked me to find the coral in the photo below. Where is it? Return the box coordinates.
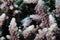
[0,0,59,40]
[23,0,38,3]
[9,18,19,40]
[0,13,6,26]
[34,0,49,28]
[34,14,57,40]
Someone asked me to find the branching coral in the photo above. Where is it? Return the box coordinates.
[34,28,48,40]
[0,0,59,40]
[34,14,57,40]
[34,0,49,28]
[23,25,39,38]
[0,13,6,36]
[0,13,6,26]
[9,18,19,40]
[23,0,38,4]
[23,25,35,38]
[56,4,60,21]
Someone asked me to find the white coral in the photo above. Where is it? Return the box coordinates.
[6,35,11,39]
[37,0,44,4]
[0,13,6,26]
[0,0,7,9]
[9,18,19,40]
[34,8,57,40]
[34,28,48,40]
[23,0,38,3]
[9,18,17,29]
[0,36,5,40]
[30,15,41,21]
[46,14,57,40]
[55,0,60,7]
[9,5,14,10]
[23,25,34,38]
[49,14,56,25]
